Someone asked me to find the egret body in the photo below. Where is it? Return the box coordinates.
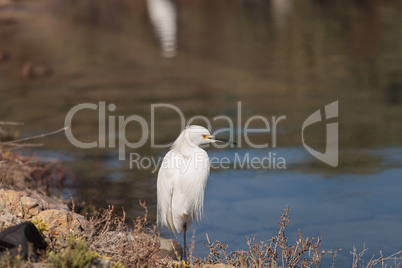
[157,125,233,261]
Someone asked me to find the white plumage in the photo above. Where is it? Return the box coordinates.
[157,125,233,261]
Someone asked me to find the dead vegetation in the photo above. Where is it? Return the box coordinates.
[85,202,170,267]
[351,246,402,268]
[192,206,339,268]
[191,207,402,268]
[0,148,67,195]
[0,123,69,195]
[1,192,402,268]
[47,202,171,268]
[1,199,173,268]
[1,201,401,268]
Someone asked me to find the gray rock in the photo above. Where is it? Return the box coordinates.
[159,237,182,261]
[89,257,115,268]
[0,207,22,230]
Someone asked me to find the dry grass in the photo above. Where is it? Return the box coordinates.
[1,197,402,268]
[0,201,173,267]
[86,201,170,267]
[0,148,67,195]
[0,123,69,195]
[192,206,339,268]
[192,206,402,268]
[351,246,402,268]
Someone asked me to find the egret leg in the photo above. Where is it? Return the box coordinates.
[183,222,187,262]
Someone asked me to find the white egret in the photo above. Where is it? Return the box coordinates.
[157,125,235,261]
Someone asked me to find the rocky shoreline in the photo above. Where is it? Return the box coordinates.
[0,188,89,237]
[0,186,235,267]
[0,187,184,267]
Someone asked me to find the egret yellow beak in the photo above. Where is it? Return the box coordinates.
[202,135,236,145]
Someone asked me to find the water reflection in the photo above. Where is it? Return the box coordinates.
[146,0,177,57]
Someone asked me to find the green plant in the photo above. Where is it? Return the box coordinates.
[0,248,27,268]
[31,217,49,233]
[48,237,97,268]
[113,261,126,268]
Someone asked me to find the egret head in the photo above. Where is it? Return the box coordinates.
[173,125,235,149]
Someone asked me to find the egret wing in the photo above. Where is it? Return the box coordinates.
[156,151,178,237]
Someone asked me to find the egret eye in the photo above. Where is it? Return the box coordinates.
[202,135,211,139]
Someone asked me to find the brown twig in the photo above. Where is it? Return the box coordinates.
[195,206,342,268]
[2,126,68,145]
[0,121,24,126]
[5,142,45,148]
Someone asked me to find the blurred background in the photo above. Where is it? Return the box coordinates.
[1,0,402,266]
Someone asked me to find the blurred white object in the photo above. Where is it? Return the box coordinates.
[146,0,177,58]
[271,0,292,29]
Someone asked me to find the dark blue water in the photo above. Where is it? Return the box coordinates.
[164,147,402,266]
